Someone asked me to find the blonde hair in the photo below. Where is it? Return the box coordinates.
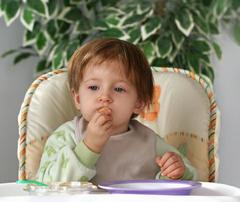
[68,38,154,106]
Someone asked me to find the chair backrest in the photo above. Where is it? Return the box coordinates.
[18,67,220,182]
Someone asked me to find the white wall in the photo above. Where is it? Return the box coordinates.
[0,19,37,182]
[0,19,240,187]
[213,28,240,187]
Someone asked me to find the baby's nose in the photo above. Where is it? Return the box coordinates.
[98,96,113,104]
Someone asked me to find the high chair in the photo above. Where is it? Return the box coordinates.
[17,67,220,182]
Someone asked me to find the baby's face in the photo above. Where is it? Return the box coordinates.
[73,60,143,134]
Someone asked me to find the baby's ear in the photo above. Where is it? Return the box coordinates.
[72,89,81,110]
[133,101,145,114]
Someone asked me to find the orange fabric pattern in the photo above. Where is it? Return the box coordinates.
[140,85,161,121]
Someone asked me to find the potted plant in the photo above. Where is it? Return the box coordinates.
[1,0,240,83]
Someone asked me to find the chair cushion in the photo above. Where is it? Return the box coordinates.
[18,67,219,181]
[18,69,79,179]
[137,68,219,181]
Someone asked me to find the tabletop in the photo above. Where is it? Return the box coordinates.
[0,181,240,202]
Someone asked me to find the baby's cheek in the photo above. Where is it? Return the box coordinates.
[81,108,93,122]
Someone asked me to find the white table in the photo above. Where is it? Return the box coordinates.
[0,182,240,202]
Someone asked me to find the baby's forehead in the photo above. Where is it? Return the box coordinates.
[82,61,135,86]
[84,59,127,76]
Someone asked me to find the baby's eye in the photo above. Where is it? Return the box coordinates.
[114,87,126,93]
[88,85,99,91]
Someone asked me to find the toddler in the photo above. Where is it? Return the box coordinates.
[36,38,197,184]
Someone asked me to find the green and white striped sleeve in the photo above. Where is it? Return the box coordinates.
[36,121,100,183]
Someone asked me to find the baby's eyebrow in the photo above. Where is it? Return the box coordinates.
[83,78,131,86]
[116,80,126,83]
[83,78,99,83]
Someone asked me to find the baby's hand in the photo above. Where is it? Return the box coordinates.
[83,107,112,153]
[155,152,185,179]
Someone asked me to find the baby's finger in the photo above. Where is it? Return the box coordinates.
[90,111,102,124]
[161,161,184,176]
[96,114,112,126]
[162,164,185,179]
[159,152,177,168]
[103,120,112,131]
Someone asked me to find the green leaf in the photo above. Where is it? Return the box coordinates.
[175,9,194,36]
[139,41,155,63]
[187,52,200,74]
[105,15,121,27]
[23,22,41,46]
[93,19,109,31]
[191,39,211,54]
[209,21,219,35]
[70,0,82,4]
[36,32,48,55]
[20,8,34,31]
[201,65,214,82]
[56,20,71,34]
[63,0,70,6]
[102,7,125,16]
[47,0,58,17]
[46,20,57,41]
[193,12,209,36]
[74,17,91,34]
[54,42,67,55]
[36,58,47,72]
[101,28,129,40]
[213,0,229,18]
[99,0,118,6]
[46,19,57,41]
[199,54,211,65]
[23,30,36,46]
[3,0,20,26]
[212,42,222,59]
[13,52,32,64]
[171,26,184,50]
[233,23,240,45]
[122,13,147,28]
[168,48,179,63]
[128,27,141,44]
[151,57,171,67]
[48,42,67,62]
[27,0,47,17]
[52,51,63,69]
[141,16,161,40]
[136,4,152,15]
[202,0,212,6]
[0,0,7,17]
[1,49,17,58]
[66,41,79,61]
[59,7,82,23]
[121,2,138,13]
[60,34,70,42]
[232,0,240,10]
[156,36,173,58]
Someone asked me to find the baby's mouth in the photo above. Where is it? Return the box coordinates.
[98,106,112,114]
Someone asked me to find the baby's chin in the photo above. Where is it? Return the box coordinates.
[109,122,130,135]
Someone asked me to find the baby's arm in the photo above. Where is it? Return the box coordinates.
[155,136,197,180]
[36,124,99,183]
[84,107,112,153]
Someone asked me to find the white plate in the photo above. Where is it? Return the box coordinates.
[98,179,201,195]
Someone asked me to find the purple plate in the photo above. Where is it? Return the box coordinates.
[98,179,201,195]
